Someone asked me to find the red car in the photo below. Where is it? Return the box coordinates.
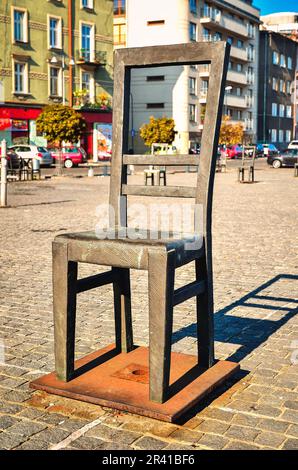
[50,146,86,168]
[226,145,243,159]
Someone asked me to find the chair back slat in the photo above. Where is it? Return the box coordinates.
[123,155,199,166]
[122,184,196,198]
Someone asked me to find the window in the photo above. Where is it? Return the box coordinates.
[81,0,93,8]
[49,66,61,96]
[189,0,197,14]
[236,63,243,73]
[113,23,126,46]
[189,104,196,122]
[248,44,254,61]
[236,87,242,96]
[202,27,210,41]
[146,103,164,109]
[286,105,292,118]
[236,110,242,120]
[12,8,28,43]
[279,130,284,142]
[287,56,292,69]
[272,51,279,65]
[80,23,94,61]
[272,103,277,116]
[214,31,222,41]
[81,71,94,103]
[114,0,125,16]
[286,81,291,94]
[279,79,285,93]
[146,75,165,82]
[189,22,197,41]
[147,20,165,26]
[286,130,291,142]
[49,17,62,49]
[279,104,285,117]
[271,129,277,142]
[227,36,233,45]
[14,62,28,93]
[189,77,196,95]
[237,39,244,49]
[201,80,208,94]
[272,77,278,91]
[280,54,286,67]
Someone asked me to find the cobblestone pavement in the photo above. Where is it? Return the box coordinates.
[0,162,297,450]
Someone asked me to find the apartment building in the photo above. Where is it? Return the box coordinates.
[0,0,113,157]
[118,0,260,153]
[257,30,297,147]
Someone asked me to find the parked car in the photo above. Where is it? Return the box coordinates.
[288,140,298,150]
[267,148,298,168]
[50,146,85,168]
[256,143,279,157]
[8,145,53,167]
[226,145,243,159]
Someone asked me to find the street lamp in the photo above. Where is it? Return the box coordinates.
[50,55,75,106]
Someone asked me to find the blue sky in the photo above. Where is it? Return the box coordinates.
[256,0,298,15]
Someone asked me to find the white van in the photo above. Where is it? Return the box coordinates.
[288,140,298,149]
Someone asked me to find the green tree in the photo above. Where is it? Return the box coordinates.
[219,115,244,146]
[140,116,176,148]
[36,104,86,175]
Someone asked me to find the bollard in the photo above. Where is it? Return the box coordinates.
[88,166,94,177]
[1,139,8,207]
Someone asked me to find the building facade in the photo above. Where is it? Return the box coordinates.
[118,0,260,153]
[0,0,113,158]
[257,30,297,147]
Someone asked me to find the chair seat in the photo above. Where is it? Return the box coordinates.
[55,229,204,269]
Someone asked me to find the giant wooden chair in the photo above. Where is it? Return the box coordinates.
[52,42,230,404]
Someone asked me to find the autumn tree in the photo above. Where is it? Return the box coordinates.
[219,115,244,146]
[140,116,176,148]
[36,105,86,174]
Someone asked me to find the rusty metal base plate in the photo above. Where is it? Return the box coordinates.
[30,344,239,423]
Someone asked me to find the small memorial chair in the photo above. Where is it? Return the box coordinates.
[52,42,230,404]
[238,146,256,183]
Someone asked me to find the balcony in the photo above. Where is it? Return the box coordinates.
[199,64,210,78]
[76,49,107,67]
[200,8,249,38]
[227,70,248,85]
[230,45,248,62]
[225,95,247,109]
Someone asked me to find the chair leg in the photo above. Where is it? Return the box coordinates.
[195,257,214,369]
[148,250,175,403]
[53,241,78,381]
[112,267,134,353]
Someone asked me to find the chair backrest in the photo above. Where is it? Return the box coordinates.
[241,146,256,167]
[109,42,230,240]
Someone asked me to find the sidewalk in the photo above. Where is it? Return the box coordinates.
[0,166,297,450]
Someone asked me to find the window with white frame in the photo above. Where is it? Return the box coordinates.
[189,104,196,122]
[272,51,279,65]
[49,66,61,96]
[286,130,291,142]
[12,8,28,43]
[49,16,62,49]
[286,105,292,118]
[271,129,277,142]
[272,103,277,116]
[189,0,197,14]
[287,56,292,69]
[279,129,284,142]
[279,79,285,93]
[272,77,278,91]
[279,104,285,117]
[286,81,291,94]
[81,0,94,8]
[13,61,28,93]
[81,23,95,61]
[81,71,94,102]
[280,54,286,67]
[189,77,196,95]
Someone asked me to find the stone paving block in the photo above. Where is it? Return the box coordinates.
[254,431,286,448]
[195,418,230,434]
[225,425,259,442]
[169,428,203,445]
[0,415,21,430]
[280,409,298,425]
[281,438,298,450]
[16,438,49,450]
[133,436,168,450]
[86,424,140,446]
[198,433,230,450]
[0,431,28,450]
[71,436,105,450]
[6,420,48,438]
[224,440,261,450]
[286,424,298,438]
[34,427,71,444]
[258,418,289,434]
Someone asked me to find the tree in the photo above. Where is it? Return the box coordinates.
[219,115,244,146]
[140,116,176,148]
[36,104,86,175]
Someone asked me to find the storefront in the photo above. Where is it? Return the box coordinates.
[0,106,112,159]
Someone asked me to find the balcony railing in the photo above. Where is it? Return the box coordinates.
[76,49,107,65]
[200,8,249,38]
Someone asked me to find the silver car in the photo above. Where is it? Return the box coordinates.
[8,145,53,167]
